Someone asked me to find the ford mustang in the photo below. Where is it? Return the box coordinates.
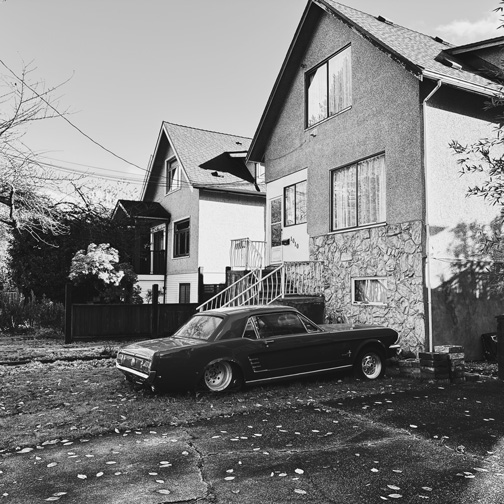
[116,305,400,393]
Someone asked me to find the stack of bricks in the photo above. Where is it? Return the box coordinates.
[418,351,451,383]
[434,345,466,384]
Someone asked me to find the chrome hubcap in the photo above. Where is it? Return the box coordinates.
[204,362,232,391]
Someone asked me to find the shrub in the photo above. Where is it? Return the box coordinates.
[0,293,64,333]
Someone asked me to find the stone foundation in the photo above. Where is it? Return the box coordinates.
[310,221,425,355]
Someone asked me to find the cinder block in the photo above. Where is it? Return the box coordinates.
[419,352,449,361]
[398,359,420,368]
[434,345,464,354]
[446,353,465,361]
[420,359,449,368]
[421,369,450,380]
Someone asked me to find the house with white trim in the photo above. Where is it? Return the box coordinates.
[115,122,265,305]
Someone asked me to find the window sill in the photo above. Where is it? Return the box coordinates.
[305,105,352,131]
[329,222,386,235]
[352,302,388,307]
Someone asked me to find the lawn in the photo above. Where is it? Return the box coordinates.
[0,332,466,455]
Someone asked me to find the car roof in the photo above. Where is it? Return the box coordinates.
[200,305,298,316]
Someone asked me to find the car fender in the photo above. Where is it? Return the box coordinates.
[354,339,387,359]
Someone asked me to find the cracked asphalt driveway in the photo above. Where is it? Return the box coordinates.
[1,379,503,503]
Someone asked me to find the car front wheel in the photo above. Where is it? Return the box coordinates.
[355,349,385,380]
[203,361,242,392]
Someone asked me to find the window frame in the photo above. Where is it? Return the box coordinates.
[283,180,307,227]
[179,283,191,303]
[331,152,386,232]
[352,277,388,306]
[166,157,179,194]
[305,45,352,128]
[173,218,190,258]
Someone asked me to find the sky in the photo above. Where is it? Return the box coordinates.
[0,0,502,200]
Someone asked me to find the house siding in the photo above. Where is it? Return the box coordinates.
[164,273,199,304]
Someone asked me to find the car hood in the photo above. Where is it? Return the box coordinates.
[118,336,204,359]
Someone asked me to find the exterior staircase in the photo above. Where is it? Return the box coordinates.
[196,260,324,313]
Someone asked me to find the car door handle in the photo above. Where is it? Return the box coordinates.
[264,339,275,346]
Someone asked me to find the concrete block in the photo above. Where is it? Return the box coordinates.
[419,352,449,361]
[434,345,464,354]
[420,359,449,368]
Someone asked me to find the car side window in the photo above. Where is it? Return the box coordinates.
[255,313,308,338]
[242,318,258,339]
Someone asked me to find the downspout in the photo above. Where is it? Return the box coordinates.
[423,80,442,352]
[163,222,168,304]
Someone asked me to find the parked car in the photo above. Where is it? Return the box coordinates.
[116,305,400,393]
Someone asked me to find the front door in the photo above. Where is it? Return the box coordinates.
[269,197,282,264]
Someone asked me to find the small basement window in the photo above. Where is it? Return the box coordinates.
[352,277,387,306]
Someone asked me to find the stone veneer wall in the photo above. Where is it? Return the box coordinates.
[310,221,425,355]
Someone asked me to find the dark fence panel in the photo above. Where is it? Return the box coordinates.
[157,304,198,337]
[70,303,197,341]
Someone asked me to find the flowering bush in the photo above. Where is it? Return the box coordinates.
[69,243,142,304]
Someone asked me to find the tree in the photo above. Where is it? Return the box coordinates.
[7,196,141,303]
[0,61,76,238]
[69,243,141,304]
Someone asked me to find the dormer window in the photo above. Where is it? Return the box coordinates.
[306,45,352,128]
[166,158,179,193]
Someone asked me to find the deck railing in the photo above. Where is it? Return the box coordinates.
[230,238,266,271]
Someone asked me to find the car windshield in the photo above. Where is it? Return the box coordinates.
[173,315,223,341]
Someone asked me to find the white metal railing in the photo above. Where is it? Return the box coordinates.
[196,261,324,312]
[283,261,325,297]
[230,238,266,270]
[196,268,263,312]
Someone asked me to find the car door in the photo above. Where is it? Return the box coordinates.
[244,312,345,379]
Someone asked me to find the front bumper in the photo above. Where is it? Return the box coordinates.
[116,363,156,385]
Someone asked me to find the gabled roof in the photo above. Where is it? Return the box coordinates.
[112,200,171,221]
[142,122,263,199]
[248,0,503,162]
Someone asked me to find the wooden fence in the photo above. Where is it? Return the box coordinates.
[66,303,197,342]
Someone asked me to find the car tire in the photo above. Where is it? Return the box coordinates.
[203,361,243,392]
[355,348,385,380]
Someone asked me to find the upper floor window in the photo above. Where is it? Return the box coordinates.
[284,180,307,226]
[174,218,190,257]
[166,158,179,193]
[331,153,385,231]
[306,46,352,128]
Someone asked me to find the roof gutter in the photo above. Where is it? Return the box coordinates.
[422,79,442,353]
[422,69,499,97]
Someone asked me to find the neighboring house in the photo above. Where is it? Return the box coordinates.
[247,0,504,359]
[115,122,265,305]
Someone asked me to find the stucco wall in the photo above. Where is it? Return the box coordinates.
[425,90,503,359]
[147,138,200,276]
[264,11,424,238]
[198,192,265,284]
[311,221,425,355]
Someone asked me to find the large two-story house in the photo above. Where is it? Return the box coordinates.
[114,122,265,305]
[247,0,504,359]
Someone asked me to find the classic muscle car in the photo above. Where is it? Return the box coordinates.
[116,305,400,393]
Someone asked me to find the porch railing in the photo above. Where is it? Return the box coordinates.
[196,261,324,312]
[230,238,266,270]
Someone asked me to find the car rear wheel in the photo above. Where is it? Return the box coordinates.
[203,361,242,392]
[355,348,385,380]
